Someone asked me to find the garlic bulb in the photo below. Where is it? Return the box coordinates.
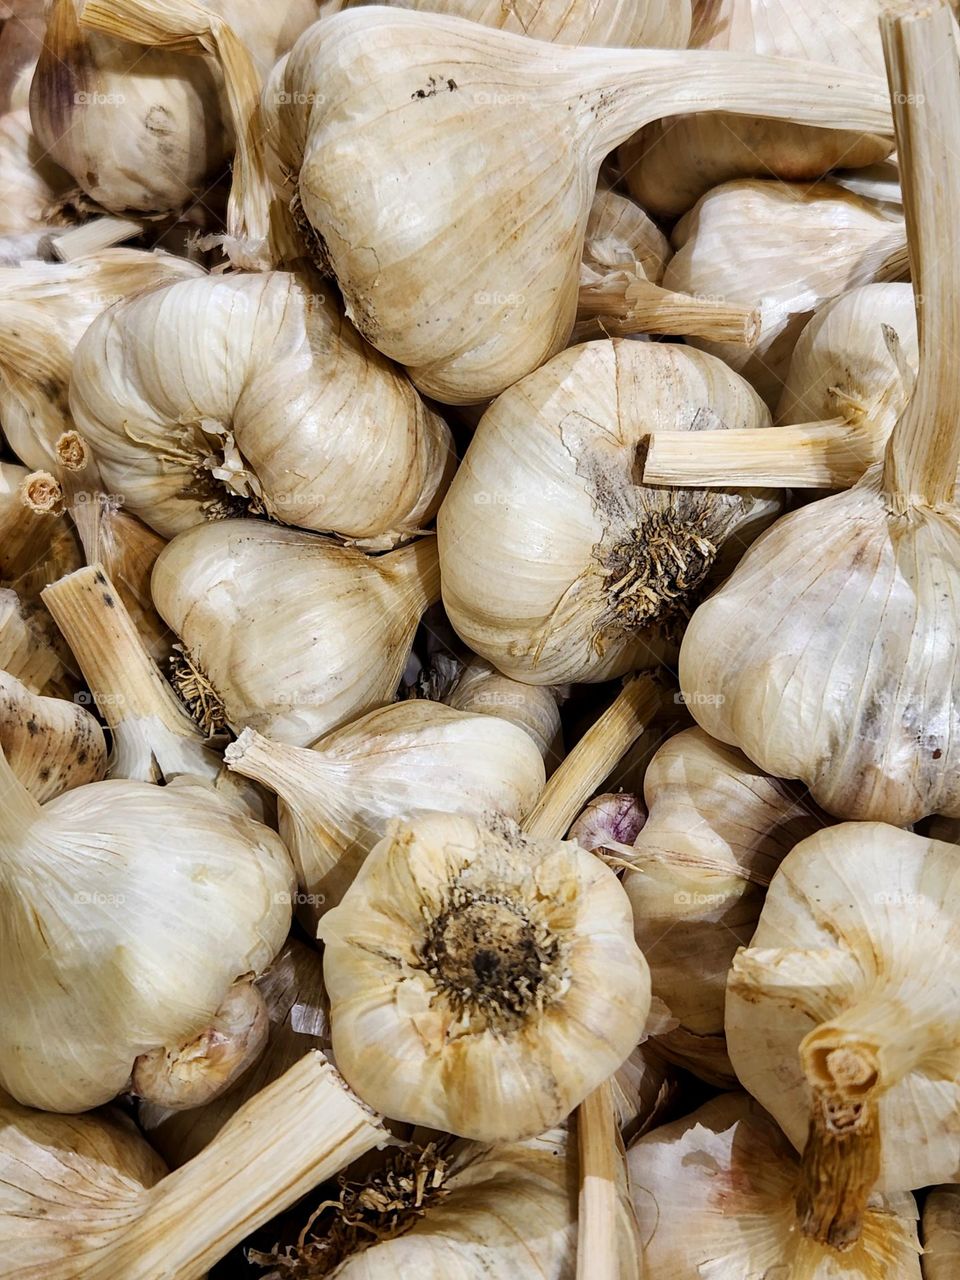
[266,5,891,402]
[568,791,646,855]
[621,0,891,219]
[0,0,46,114]
[153,522,440,747]
[0,666,106,800]
[922,1187,960,1280]
[319,810,651,1141]
[438,338,780,685]
[443,655,564,767]
[71,271,453,542]
[0,740,295,1111]
[0,1052,386,1280]
[224,700,546,920]
[621,727,825,1085]
[345,0,691,46]
[0,249,202,476]
[628,1093,922,1279]
[139,939,329,1167]
[661,179,907,406]
[0,108,69,236]
[726,822,960,1247]
[0,586,74,698]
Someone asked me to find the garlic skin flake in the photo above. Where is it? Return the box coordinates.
[225,700,546,920]
[319,811,651,1141]
[438,339,779,685]
[0,751,294,1112]
[72,272,453,542]
[628,1093,922,1280]
[726,824,960,1243]
[152,521,441,746]
[0,667,107,800]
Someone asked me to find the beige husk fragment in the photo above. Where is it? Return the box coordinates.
[922,1186,960,1280]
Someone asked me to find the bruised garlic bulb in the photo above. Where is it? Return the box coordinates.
[0,248,202,475]
[224,701,546,920]
[620,0,891,219]
[922,1188,960,1280]
[266,5,891,402]
[0,1052,386,1280]
[345,0,691,46]
[0,744,294,1111]
[139,940,329,1167]
[679,11,960,826]
[71,271,452,542]
[661,179,907,406]
[0,666,106,800]
[438,339,780,685]
[0,109,69,236]
[319,811,650,1141]
[727,822,960,1247]
[621,727,825,1085]
[152,521,441,746]
[443,655,563,767]
[628,1093,922,1279]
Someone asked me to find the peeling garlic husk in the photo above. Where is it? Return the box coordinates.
[71,271,453,542]
[0,249,203,476]
[726,823,960,1250]
[922,1187,960,1280]
[224,700,546,922]
[627,1092,922,1279]
[139,939,330,1167]
[0,666,107,800]
[438,338,780,685]
[620,0,891,219]
[0,744,294,1111]
[319,811,651,1141]
[152,521,441,746]
[621,727,826,1084]
[610,1039,679,1145]
[662,179,907,406]
[0,108,69,236]
[344,0,692,46]
[443,655,564,769]
[266,5,891,403]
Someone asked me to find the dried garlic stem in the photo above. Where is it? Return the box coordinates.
[20,469,64,514]
[879,5,960,512]
[577,278,761,345]
[82,1051,386,1280]
[576,1080,622,1280]
[524,677,660,842]
[50,215,142,261]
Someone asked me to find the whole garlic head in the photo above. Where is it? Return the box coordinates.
[319,811,651,1141]
[438,339,780,685]
[152,521,441,746]
[71,272,453,543]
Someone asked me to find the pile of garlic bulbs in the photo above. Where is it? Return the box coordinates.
[6,0,960,1276]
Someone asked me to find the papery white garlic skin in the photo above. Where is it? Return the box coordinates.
[0,109,68,235]
[319,811,651,1142]
[71,272,453,542]
[438,338,779,685]
[627,1092,921,1280]
[443,655,563,767]
[152,520,440,746]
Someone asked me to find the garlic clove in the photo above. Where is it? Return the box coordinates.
[627,1092,922,1279]
[438,338,780,685]
[0,666,107,801]
[319,810,651,1141]
[70,271,454,542]
[152,521,441,746]
[568,791,647,855]
[726,822,960,1248]
[224,699,546,922]
[443,654,564,770]
[921,1187,960,1280]
[0,587,76,699]
[265,5,891,402]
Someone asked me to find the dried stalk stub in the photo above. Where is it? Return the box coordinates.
[438,339,780,685]
[319,811,651,1142]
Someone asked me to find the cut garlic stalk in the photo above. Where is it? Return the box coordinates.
[71,271,453,542]
[661,179,907,406]
[922,1187,960,1280]
[0,1051,385,1280]
[628,1093,922,1279]
[621,727,826,1084]
[0,742,294,1111]
[0,666,106,800]
[438,339,780,685]
[678,4,960,826]
[443,655,564,769]
[139,939,330,1167]
[0,461,76,590]
[152,521,441,746]
[263,5,891,402]
[726,822,960,1249]
[225,700,546,922]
